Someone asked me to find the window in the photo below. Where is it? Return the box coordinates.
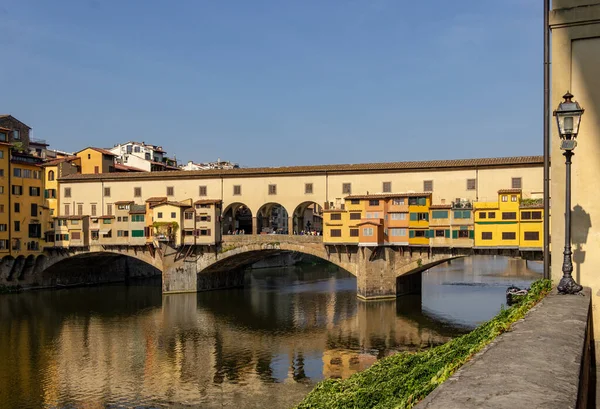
[414,230,426,237]
[330,229,342,237]
[122,216,128,222]
[423,180,433,192]
[71,232,81,240]
[30,204,37,217]
[91,231,99,240]
[363,227,374,236]
[392,198,405,205]
[488,212,496,218]
[521,211,531,220]
[467,178,476,190]
[305,183,313,194]
[233,185,241,195]
[382,182,391,193]
[14,221,20,232]
[29,187,40,196]
[12,239,20,251]
[502,232,516,240]
[170,212,176,218]
[409,197,427,206]
[532,211,542,220]
[349,228,359,237]
[458,230,470,238]
[117,204,130,210]
[512,177,522,189]
[91,204,97,216]
[64,204,70,215]
[350,212,361,220]
[131,214,145,222]
[342,183,351,194]
[0,205,3,213]
[0,239,7,249]
[14,203,20,213]
[199,185,207,196]
[134,187,142,197]
[0,186,4,194]
[0,170,3,177]
[454,210,471,219]
[157,212,163,219]
[501,195,508,202]
[409,212,429,221]
[431,210,449,219]
[13,168,21,177]
[366,212,381,219]
[104,187,110,197]
[71,219,79,225]
[13,130,20,140]
[511,195,518,202]
[184,212,194,220]
[0,151,4,159]
[117,230,130,237]
[524,231,540,241]
[28,224,41,238]
[368,200,380,206]
[11,185,22,195]
[103,219,112,225]
[34,170,41,179]
[134,146,141,153]
[0,132,5,142]
[62,187,71,198]
[145,153,151,160]
[57,219,67,227]
[330,213,342,221]
[479,212,487,219]
[106,204,112,216]
[350,199,360,205]
[167,186,174,196]
[268,184,277,195]
[23,169,32,178]
[0,224,6,232]
[435,230,445,237]
[199,229,211,236]
[132,230,144,237]
[390,228,407,237]
[390,212,407,220]
[502,212,517,220]
[94,166,99,174]
[481,232,492,240]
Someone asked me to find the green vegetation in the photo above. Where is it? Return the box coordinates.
[521,198,543,207]
[296,279,552,409]
[0,285,22,294]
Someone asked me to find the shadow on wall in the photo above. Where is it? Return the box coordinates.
[571,204,591,284]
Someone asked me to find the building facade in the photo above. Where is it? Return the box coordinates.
[109,141,178,172]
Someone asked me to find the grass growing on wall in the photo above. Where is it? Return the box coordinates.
[296,279,552,409]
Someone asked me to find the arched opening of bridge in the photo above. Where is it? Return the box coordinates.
[39,252,161,288]
[292,201,323,234]
[256,203,289,234]
[222,202,253,235]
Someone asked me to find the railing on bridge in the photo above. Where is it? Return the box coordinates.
[222,234,323,244]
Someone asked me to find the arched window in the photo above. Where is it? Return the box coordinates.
[48,170,54,181]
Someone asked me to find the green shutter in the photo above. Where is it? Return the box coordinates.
[460,225,468,230]
[424,213,429,221]
[463,210,471,218]
[409,230,415,238]
[469,230,474,239]
[454,211,462,219]
[452,230,458,239]
[410,213,418,221]
[432,210,449,219]
[44,190,49,199]
[418,197,426,205]
[132,230,144,237]
[445,229,450,238]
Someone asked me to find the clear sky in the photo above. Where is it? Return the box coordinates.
[0,0,541,167]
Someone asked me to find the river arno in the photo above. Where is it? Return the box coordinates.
[0,256,541,409]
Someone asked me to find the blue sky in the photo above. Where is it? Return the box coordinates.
[0,0,541,167]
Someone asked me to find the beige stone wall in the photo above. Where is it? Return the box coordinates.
[550,0,600,346]
[59,164,542,222]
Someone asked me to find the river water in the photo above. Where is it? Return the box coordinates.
[0,256,541,409]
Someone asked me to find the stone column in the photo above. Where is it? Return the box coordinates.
[252,217,258,235]
[288,216,293,235]
[355,247,397,300]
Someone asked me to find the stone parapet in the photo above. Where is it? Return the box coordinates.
[416,288,592,409]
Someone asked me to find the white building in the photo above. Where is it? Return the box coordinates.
[180,158,239,171]
[108,141,178,172]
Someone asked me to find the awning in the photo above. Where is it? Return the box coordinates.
[100,228,111,234]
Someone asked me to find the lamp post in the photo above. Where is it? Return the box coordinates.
[554,92,584,294]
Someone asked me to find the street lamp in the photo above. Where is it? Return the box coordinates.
[554,91,584,294]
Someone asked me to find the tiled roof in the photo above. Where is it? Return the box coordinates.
[150,201,191,209]
[429,204,452,209]
[40,156,79,167]
[145,196,167,203]
[76,147,118,156]
[129,204,146,214]
[0,115,32,129]
[58,155,544,182]
[114,200,134,205]
[55,215,88,220]
[96,215,115,219]
[114,163,146,172]
[498,188,522,194]
[323,208,347,213]
[194,199,222,205]
[357,219,382,226]
[345,192,431,200]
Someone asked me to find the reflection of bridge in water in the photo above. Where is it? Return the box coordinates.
[0,276,462,408]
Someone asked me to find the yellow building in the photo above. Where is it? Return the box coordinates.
[322,208,358,245]
[76,147,117,174]
[0,136,10,254]
[150,201,190,247]
[10,152,46,255]
[519,200,543,250]
[408,194,431,246]
[474,189,521,249]
[53,215,89,248]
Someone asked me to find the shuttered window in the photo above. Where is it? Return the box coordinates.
[524,231,540,241]
[481,232,492,240]
[330,229,342,237]
[432,210,449,219]
[502,232,516,240]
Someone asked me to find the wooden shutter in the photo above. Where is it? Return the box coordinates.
[409,230,415,238]
[469,230,474,239]
[445,229,450,238]
[452,230,458,239]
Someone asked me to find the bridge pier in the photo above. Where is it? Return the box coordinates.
[356,247,398,300]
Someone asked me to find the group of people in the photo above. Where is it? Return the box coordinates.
[294,230,321,236]
[226,229,246,235]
